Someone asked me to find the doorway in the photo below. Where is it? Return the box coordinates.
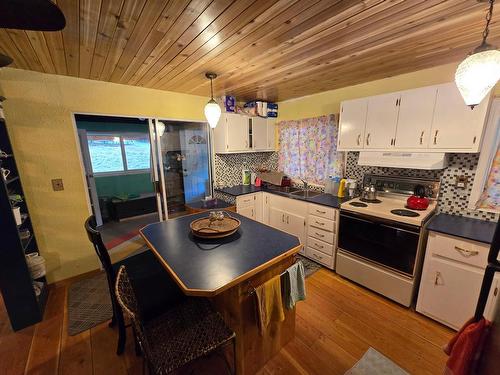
[75,114,213,249]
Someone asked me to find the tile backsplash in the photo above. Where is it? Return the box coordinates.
[214,152,278,188]
[346,152,498,221]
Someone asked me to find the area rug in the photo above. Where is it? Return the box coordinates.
[297,255,323,277]
[104,229,140,249]
[345,348,409,375]
[67,272,113,336]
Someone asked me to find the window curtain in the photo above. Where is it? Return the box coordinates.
[277,114,344,184]
[476,140,500,211]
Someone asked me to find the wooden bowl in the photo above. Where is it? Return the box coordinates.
[190,214,241,239]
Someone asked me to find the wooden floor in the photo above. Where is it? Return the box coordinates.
[0,268,453,375]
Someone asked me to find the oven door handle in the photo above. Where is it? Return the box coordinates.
[379,223,419,235]
[340,214,374,225]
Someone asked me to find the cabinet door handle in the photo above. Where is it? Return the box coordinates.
[286,215,289,224]
[434,271,442,286]
[315,221,325,226]
[433,130,438,145]
[420,131,424,145]
[366,133,370,146]
[282,214,285,223]
[315,243,324,249]
[245,140,248,148]
[251,209,254,217]
[315,232,325,238]
[316,209,326,214]
[454,246,479,257]
[357,134,361,146]
[473,136,477,144]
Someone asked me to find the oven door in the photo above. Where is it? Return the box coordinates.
[338,211,420,276]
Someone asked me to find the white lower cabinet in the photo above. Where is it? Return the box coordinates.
[236,192,339,265]
[416,231,495,330]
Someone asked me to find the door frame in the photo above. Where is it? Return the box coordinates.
[70,111,211,222]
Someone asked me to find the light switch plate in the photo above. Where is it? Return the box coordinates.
[51,178,64,191]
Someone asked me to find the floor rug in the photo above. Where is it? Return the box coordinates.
[345,347,409,375]
[67,272,113,336]
[104,229,139,249]
[298,255,323,278]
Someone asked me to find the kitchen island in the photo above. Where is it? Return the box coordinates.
[140,212,301,374]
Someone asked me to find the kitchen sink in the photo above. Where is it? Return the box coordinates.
[266,185,301,194]
[289,190,322,198]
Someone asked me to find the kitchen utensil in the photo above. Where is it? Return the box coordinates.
[190,212,241,239]
[406,184,429,210]
[362,184,377,201]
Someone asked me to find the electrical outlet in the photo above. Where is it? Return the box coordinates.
[455,175,469,189]
[51,178,64,191]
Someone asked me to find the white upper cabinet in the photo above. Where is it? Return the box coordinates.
[429,83,490,151]
[251,117,267,150]
[338,98,368,150]
[267,119,276,151]
[337,82,491,153]
[213,113,275,153]
[365,92,400,149]
[395,86,437,149]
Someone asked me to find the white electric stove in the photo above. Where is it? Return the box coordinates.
[336,175,440,307]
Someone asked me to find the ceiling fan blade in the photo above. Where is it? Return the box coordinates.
[0,53,13,68]
[0,0,66,31]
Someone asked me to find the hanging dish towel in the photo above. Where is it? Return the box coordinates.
[283,261,306,309]
[254,275,285,335]
[443,317,491,375]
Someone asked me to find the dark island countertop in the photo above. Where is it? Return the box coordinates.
[427,213,497,244]
[216,184,350,208]
[140,212,301,296]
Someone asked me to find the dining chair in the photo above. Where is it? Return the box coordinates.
[115,265,237,374]
[84,215,185,355]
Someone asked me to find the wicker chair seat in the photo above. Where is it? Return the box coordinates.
[142,298,235,374]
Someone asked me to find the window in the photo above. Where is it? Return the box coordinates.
[87,133,151,174]
[277,114,344,184]
[469,98,500,213]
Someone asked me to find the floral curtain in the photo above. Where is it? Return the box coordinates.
[476,141,500,211]
[277,114,344,184]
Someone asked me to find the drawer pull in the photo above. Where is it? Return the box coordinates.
[315,221,325,226]
[315,232,325,238]
[313,253,322,260]
[316,209,326,214]
[315,244,324,249]
[454,246,479,257]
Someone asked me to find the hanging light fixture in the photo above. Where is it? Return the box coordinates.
[455,0,500,108]
[204,73,221,128]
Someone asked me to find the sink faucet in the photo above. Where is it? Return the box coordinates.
[301,179,308,191]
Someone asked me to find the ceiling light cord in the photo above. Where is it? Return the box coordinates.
[210,76,214,100]
[482,0,495,46]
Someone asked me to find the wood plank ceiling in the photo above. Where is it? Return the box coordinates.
[0,0,499,101]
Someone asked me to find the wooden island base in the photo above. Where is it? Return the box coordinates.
[212,256,296,375]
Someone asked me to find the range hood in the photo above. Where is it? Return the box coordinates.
[357,152,448,170]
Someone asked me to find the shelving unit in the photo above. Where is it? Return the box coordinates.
[0,97,48,331]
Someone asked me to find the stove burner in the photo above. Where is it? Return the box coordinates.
[391,209,420,217]
[349,202,368,207]
[360,198,382,204]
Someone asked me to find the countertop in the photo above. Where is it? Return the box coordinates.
[140,212,301,296]
[426,213,497,244]
[216,184,350,208]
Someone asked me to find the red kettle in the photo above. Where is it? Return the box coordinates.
[406,185,429,210]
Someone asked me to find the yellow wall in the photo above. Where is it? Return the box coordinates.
[278,62,500,121]
[0,68,208,283]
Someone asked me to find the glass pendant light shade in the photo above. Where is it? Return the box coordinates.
[204,99,221,128]
[455,48,500,107]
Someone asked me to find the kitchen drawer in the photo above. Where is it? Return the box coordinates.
[308,204,335,221]
[308,225,334,243]
[236,194,255,208]
[427,232,489,269]
[306,247,334,268]
[309,215,334,232]
[308,236,334,256]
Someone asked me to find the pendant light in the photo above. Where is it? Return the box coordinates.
[204,73,221,129]
[455,0,500,108]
